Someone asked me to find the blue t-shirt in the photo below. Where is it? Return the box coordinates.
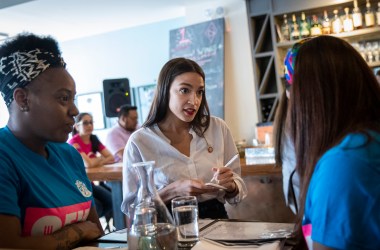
[0,126,94,236]
[303,131,380,249]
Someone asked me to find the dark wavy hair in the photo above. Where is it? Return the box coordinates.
[0,33,63,111]
[0,32,61,58]
[143,57,210,136]
[72,112,101,154]
[290,36,380,242]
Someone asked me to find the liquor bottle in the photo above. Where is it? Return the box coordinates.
[352,0,363,29]
[300,12,310,38]
[365,0,375,27]
[365,42,374,63]
[343,7,354,32]
[281,14,290,41]
[310,15,323,36]
[332,9,343,34]
[322,10,331,34]
[376,2,380,25]
[290,14,300,40]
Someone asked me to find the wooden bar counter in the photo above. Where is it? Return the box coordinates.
[240,158,281,177]
[86,160,280,183]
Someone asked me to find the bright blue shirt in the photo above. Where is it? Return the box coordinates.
[0,126,94,236]
[303,131,380,249]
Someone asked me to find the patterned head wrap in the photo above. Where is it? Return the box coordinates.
[0,49,66,106]
[284,47,298,85]
[284,38,311,85]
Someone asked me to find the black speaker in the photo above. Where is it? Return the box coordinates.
[103,78,131,117]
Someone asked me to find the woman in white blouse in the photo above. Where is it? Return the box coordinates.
[121,58,247,219]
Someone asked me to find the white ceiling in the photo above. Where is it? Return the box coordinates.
[0,0,218,42]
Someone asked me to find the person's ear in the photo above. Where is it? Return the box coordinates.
[73,123,80,132]
[13,88,29,112]
[121,115,128,123]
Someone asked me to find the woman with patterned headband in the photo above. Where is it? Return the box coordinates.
[0,33,103,248]
[272,39,311,216]
[284,36,380,249]
[273,38,326,220]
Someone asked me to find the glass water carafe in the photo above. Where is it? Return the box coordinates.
[127,161,177,250]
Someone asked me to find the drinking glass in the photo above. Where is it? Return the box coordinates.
[171,196,199,248]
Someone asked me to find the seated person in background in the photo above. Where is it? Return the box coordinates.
[285,36,380,249]
[68,112,114,226]
[105,104,138,162]
[0,33,102,249]
[70,112,114,168]
[121,58,247,219]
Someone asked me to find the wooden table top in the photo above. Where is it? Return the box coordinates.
[86,162,123,182]
[86,159,281,182]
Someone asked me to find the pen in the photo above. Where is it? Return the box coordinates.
[223,153,239,168]
[209,153,239,183]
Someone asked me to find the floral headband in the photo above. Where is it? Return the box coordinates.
[0,49,66,106]
[284,38,311,86]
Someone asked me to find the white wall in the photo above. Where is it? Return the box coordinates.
[1,0,259,143]
[61,18,185,93]
[64,0,259,143]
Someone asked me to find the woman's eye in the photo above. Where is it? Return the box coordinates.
[179,88,190,94]
[60,95,74,103]
[197,90,204,96]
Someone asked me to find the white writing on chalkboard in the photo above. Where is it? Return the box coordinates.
[170,18,225,119]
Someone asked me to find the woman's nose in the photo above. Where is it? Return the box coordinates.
[190,93,200,105]
[70,103,79,117]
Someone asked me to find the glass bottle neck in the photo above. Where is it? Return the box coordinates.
[135,162,156,203]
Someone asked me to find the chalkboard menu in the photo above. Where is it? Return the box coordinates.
[169,18,225,118]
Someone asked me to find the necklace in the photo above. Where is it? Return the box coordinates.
[204,136,213,153]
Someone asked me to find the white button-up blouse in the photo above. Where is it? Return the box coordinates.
[121,116,247,214]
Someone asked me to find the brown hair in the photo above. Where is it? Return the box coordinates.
[143,57,210,136]
[290,36,380,238]
[273,90,290,167]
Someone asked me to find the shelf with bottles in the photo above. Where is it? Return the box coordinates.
[246,0,380,123]
[351,38,380,66]
[275,30,380,72]
[277,25,380,48]
[274,0,380,46]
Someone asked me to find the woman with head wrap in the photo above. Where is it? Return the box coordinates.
[0,33,103,248]
[284,36,380,249]
[273,39,308,215]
